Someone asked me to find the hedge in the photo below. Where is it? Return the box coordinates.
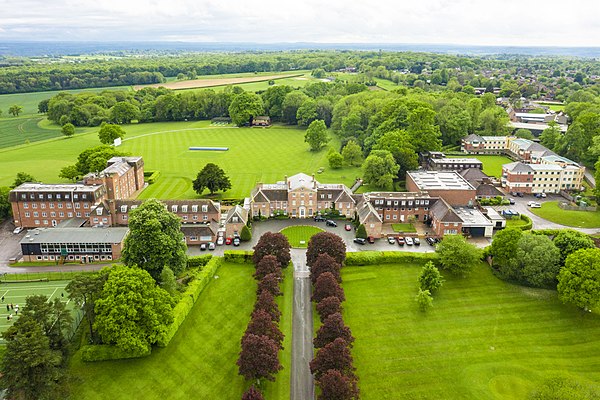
[517,214,533,231]
[187,254,213,268]
[144,170,161,184]
[223,250,254,264]
[81,344,151,362]
[345,251,439,266]
[157,256,223,347]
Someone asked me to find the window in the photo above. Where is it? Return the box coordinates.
[35,220,40,225]
[75,203,81,209]
[181,205,188,213]
[203,215,208,221]
[171,205,178,213]
[49,203,55,209]
[25,212,30,217]
[50,212,56,217]
[59,212,64,217]
[41,203,46,209]
[192,205,198,212]
[23,203,28,209]
[76,212,81,217]
[120,205,127,213]
[67,212,73,218]
[193,215,198,220]
[33,212,39,217]
[202,205,208,212]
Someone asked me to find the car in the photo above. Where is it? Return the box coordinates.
[313,215,326,222]
[344,224,352,231]
[216,237,224,246]
[367,236,375,244]
[405,237,413,246]
[326,220,337,227]
[12,227,23,234]
[426,237,436,246]
[353,238,366,245]
[233,237,241,246]
[507,209,519,216]
[200,243,207,251]
[208,242,216,250]
[516,192,524,197]
[535,193,542,199]
[413,237,420,246]
[508,198,515,205]
[530,202,541,208]
[540,192,547,198]
[387,237,396,245]
[397,237,405,246]
[225,237,233,245]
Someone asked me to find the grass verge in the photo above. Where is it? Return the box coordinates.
[530,201,600,228]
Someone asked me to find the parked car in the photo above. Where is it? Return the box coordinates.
[405,237,414,246]
[353,238,366,245]
[216,237,224,246]
[367,236,375,244]
[540,192,547,198]
[426,237,436,246]
[12,227,23,234]
[344,224,352,231]
[326,220,337,227]
[530,202,541,208]
[208,242,216,251]
[413,237,420,246]
[516,192,524,197]
[387,237,396,245]
[314,215,326,222]
[200,243,207,251]
[225,237,233,245]
[508,198,515,205]
[233,237,241,246]
[397,237,405,246]
[534,193,542,199]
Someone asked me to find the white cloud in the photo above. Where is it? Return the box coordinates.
[0,0,598,46]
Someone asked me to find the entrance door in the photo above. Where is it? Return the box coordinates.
[51,220,57,227]
[299,207,306,218]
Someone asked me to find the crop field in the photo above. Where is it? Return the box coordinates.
[342,263,600,399]
[133,71,307,90]
[69,262,293,400]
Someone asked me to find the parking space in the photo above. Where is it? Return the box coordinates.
[0,220,25,268]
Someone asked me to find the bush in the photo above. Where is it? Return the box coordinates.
[143,170,161,184]
[157,257,222,347]
[224,250,254,264]
[355,224,367,239]
[81,344,151,362]
[345,251,439,266]
[240,225,252,242]
[186,254,213,268]
[517,214,532,231]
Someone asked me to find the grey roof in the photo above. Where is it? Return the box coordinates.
[503,162,534,173]
[259,189,288,202]
[180,223,217,236]
[407,171,475,191]
[11,183,103,193]
[463,134,484,142]
[225,205,249,224]
[475,183,504,197]
[21,227,129,244]
[453,207,494,227]
[56,218,88,228]
[101,161,131,177]
[430,199,462,223]
[459,168,489,182]
[288,173,317,191]
[357,200,382,223]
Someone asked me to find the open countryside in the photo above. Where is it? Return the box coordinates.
[133,72,307,90]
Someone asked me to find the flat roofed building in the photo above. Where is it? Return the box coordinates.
[406,171,476,206]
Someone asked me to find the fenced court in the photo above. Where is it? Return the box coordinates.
[0,279,83,342]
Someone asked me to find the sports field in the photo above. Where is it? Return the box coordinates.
[342,262,600,399]
[0,117,92,149]
[0,280,72,339]
[69,262,293,400]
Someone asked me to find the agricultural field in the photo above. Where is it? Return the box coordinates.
[448,155,513,178]
[69,262,293,400]
[530,201,600,228]
[342,262,600,399]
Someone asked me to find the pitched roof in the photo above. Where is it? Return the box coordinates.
[288,173,317,191]
[459,168,489,182]
[225,205,249,224]
[503,162,534,173]
[475,183,504,197]
[357,200,382,223]
[463,134,484,142]
[430,198,463,223]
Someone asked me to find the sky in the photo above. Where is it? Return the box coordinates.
[0,0,599,46]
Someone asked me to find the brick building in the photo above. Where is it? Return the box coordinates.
[406,171,477,207]
[83,156,144,200]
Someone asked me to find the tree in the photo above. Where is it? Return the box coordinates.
[237,333,282,382]
[362,150,400,191]
[12,171,36,188]
[313,272,345,304]
[1,316,64,400]
[20,295,73,352]
[488,227,522,269]
[74,145,127,174]
[317,369,360,400]
[515,128,534,139]
[8,104,23,117]
[257,273,282,297]
[355,224,367,239]
[328,150,343,169]
[416,289,433,312]
[477,106,509,136]
[66,270,109,343]
[159,265,178,297]
[529,372,600,400]
[58,165,81,182]
[515,233,561,287]
[192,163,232,195]
[38,99,50,114]
[314,312,354,349]
[254,290,282,322]
[110,101,140,124]
[316,296,342,322]
[245,309,284,349]
[61,122,75,138]
[94,265,174,353]
[310,337,355,379]
[242,386,265,400]
[418,261,444,293]
[553,230,595,264]
[372,130,418,178]
[229,92,265,126]
[341,140,363,167]
[254,255,283,281]
[305,119,329,151]
[596,159,600,198]
[296,99,318,126]
[406,106,442,152]
[98,123,126,144]
[261,85,293,119]
[307,232,346,268]
[252,232,291,268]
[281,91,309,124]
[436,235,481,276]
[122,198,188,280]
[557,248,600,311]
[310,253,342,285]
[240,225,252,242]
[436,102,472,145]
[0,186,11,221]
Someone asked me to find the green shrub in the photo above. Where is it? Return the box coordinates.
[144,170,161,184]
[345,251,439,266]
[81,344,151,362]
[518,214,533,231]
[240,225,252,241]
[356,224,367,239]
[223,250,254,264]
[187,254,213,268]
[157,256,223,347]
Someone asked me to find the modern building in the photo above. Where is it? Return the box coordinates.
[20,227,129,263]
[502,162,564,194]
[420,151,483,171]
[461,134,510,154]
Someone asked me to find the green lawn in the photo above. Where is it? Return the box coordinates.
[505,216,530,229]
[391,223,416,233]
[530,201,600,228]
[448,155,513,178]
[342,263,600,400]
[0,117,94,149]
[280,225,325,248]
[69,262,293,400]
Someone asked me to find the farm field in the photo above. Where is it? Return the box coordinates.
[530,201,600,228]
[342,262,600,399]
[69,262,293,400]
[448,155,513,177]
[133,71,307,90]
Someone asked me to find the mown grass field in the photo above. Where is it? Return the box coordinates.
[280,225,324,248]
[448,155,513,178]
[342,263,600,400]
[530,201,600,228]
[69,262,293,400]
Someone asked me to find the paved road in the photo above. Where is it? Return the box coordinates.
[290,249,314,400]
